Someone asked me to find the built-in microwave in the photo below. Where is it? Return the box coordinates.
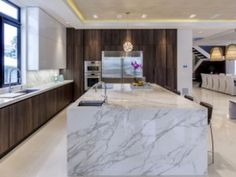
[84,61,101,73]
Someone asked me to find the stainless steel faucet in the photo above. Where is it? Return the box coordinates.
[93,81,108,103]
[9,68,22,93]
[104,82,107,103]
[99,81,107,103]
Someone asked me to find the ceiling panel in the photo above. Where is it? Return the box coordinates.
[73,0,236,21]
[9,0,236,29]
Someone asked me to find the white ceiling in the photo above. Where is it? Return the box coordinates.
[9,0,236,29]
[194,29,236,45]
[10,0,236,46]
[10,0,82,28]
[192,29,231,38]
[74,0,236,21]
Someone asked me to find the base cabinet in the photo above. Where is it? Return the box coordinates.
[0,107,10,155]
[9,99,33,148]
[0,82,73,158]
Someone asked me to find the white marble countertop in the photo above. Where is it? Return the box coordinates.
[67,83,207,176]
[0,80,73,109]
[71,83,203,109]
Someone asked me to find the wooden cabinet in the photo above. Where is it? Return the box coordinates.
[9,99,33,148]
[31,93,47,129]
[64,29,177,100]
[27,8,66,70]
[46,89,57,120]
[0,107,10,155]
[84,30,101,61]
[0,82,73,158]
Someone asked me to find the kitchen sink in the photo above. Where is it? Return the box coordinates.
[17,89,40,94]
[0,89,40,98]
[0,92,26,98]
[78,100,105,106]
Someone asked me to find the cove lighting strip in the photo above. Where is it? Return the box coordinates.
[66,0,236,23]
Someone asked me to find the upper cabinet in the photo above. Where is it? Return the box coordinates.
[26,8,66,70]
[84,30,102,61]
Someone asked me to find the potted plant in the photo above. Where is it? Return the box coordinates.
[131,61,142,84]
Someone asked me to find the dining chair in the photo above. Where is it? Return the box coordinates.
[184,95,194,101]
[200,101,214,164]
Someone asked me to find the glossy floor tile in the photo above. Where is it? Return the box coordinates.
[192,87,236,177]
[0,87,236,177]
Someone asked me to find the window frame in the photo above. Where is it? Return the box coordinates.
[0,0,21,88]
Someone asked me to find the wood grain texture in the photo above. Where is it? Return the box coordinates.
[61,29,84,101]
[63,29,177,100]
[9,99,33,148]
[0,107,10,155]
[84,30,101,61]
[0,83,73,158]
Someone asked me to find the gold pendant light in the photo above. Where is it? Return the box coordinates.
[123,12,133,53]
[210,47,224,61]
[225,44,236,60]
[123,41,133,53]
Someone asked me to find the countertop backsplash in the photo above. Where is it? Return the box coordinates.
[26,70,59,88]
[0,70,60,95]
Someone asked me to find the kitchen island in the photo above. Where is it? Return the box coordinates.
[67,84,207,176]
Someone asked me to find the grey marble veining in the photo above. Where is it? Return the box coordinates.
[73,84,203,109]
[67,84,207,177]
[26,70,59,87]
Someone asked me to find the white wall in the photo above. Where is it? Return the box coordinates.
[177,29,193,95]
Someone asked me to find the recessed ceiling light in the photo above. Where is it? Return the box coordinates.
[210,14,221,19]
[189,14,197,19]
[117,14,122,19]
[93,14,98,19]
[141,14,147,18]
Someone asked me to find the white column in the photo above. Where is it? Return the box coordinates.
[226,60,236,74]
[177,29,193,95]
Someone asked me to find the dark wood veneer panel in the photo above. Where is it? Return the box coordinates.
[63,29,177,100]
[0,107,10,155]
[0,83,73,158]
[84,30,101,61]
[9,99,33,148]
[61,29,83,101]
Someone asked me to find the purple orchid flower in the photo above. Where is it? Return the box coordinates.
[131,61,142,70]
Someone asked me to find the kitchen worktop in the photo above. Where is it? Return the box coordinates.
[0,80,73,109]
[70,83,203,109]
[67,83,207,176]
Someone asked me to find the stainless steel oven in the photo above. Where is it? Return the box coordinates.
[84,72,101,90]
[84,61,101,73]
[84,61,101,90]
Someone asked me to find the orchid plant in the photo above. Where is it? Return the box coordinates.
[131,61,142,70]
[131,61,142,82]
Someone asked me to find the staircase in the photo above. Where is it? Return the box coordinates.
[193,48,208,64]
[192,46,210,80]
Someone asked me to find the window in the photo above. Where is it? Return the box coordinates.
[0,0,20,87]
[0,0,18,20]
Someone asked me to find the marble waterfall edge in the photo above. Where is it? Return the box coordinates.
[67,104,207,176]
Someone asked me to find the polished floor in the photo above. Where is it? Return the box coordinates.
[1,87,236,177]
